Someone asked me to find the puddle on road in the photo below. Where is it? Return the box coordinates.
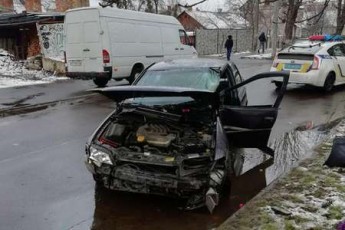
[90,119,341,230]
[1,92,45,107]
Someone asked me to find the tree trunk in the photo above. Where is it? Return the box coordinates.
[272,0,281,58]
[154,0,158,13]
[253,0,259,52]
[284,0,301,42]
[336,0,345,34]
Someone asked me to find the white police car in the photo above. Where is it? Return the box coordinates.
[271,40,345,92]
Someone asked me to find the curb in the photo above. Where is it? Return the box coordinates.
[240,56,273,60]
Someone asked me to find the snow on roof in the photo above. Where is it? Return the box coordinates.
[184,10,248,29]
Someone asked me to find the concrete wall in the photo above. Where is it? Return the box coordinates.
[42,57,65,75]
[195,29,253,55]
[37,23,64,59]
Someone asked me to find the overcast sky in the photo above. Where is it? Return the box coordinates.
[89,0,226,11]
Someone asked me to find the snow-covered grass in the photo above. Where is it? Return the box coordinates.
[0,49,67,89]
[219,120,345,230]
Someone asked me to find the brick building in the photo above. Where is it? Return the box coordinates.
[56,0,89,12]
[0,0,89,60]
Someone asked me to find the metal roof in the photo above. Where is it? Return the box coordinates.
[0,12,64,28]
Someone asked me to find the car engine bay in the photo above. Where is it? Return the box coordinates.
[88,107,228,212]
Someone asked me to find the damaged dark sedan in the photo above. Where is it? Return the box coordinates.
[85,59,289,212]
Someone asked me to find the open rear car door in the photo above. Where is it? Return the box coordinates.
[220,72,289,156]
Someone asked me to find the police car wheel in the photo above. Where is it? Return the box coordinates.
[323,73,335,92]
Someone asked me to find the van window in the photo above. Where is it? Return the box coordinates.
[179,30,189,45]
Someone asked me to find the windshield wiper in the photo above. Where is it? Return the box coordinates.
[209,67,221,73]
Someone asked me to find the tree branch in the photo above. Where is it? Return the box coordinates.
[99,1,113,7]
[294,0,330,23]
[178,0,207,8]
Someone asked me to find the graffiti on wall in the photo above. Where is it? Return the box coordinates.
[37,23,64,59]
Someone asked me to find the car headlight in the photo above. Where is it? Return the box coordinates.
[89,146,113,167]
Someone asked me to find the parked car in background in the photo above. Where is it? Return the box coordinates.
[84,59,289,213]
[64,7,197,87]
[271,41,345,92]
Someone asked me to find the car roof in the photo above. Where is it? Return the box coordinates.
[148,58,231,71]
[279,41,344,55]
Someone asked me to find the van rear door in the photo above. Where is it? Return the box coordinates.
[65,9,103,74]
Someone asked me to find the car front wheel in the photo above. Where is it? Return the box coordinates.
[323,73,335,92]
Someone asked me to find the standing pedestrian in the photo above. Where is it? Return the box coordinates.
[224,35,233,61]
[258,32,267,54]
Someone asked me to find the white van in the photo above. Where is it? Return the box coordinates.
[64,7,197,86]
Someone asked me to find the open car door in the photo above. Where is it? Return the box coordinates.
[220,72,289,156]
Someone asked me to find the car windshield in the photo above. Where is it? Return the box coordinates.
[125,67,219,107]
[136,68,220,91]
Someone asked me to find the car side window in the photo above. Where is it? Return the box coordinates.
[222,67,240,105]
[340,44,345,55]
[328,45,345,56]
[231,64,244,84]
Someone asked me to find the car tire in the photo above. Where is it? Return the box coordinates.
[93,78,109,87]
[274,81,283,90]
[323,73,335,92]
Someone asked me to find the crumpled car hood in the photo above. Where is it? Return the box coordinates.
[92,86,217,104]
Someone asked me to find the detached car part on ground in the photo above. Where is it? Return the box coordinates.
[85,62,289,213]
[271,41,345,92]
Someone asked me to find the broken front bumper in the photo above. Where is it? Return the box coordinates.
[85,159,207,196]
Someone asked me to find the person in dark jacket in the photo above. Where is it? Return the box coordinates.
[224,35,233,61]
[258,32,267,54]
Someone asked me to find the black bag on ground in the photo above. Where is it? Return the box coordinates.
[324,137,345,167]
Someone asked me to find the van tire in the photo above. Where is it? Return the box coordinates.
[323,73,335,92]
[128,66,143,84]
[93,78,109,87]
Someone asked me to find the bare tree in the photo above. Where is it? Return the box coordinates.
[99,0,133,9]
[178,0,207,7]
[281,0,330,42]
[335,0,345,34]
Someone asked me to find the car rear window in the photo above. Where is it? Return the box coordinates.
[136,68,220,91]
[278,44,322,60]
[277,53,314,60]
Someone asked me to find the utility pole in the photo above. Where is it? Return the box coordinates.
[271,0,281,59]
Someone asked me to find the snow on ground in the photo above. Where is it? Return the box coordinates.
[219,120,345,230]
[241,52,273,59]
[0,49,67,89]
[205,51,251,58]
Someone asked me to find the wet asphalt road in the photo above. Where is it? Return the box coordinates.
[1,56,345,230]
